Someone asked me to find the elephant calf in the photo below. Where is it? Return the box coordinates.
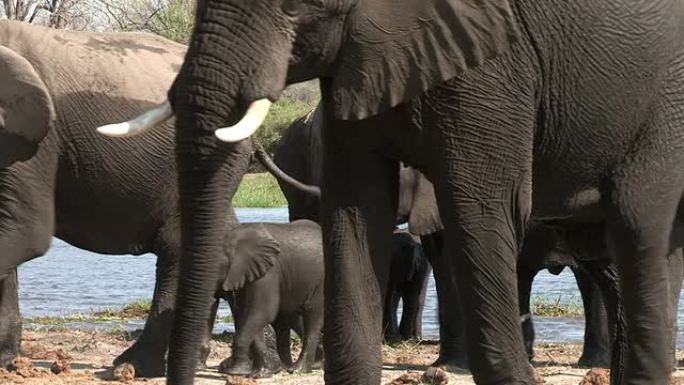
[213,220,324,377]
[383,230,430,342]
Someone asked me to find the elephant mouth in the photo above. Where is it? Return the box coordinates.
[96,98,272,143]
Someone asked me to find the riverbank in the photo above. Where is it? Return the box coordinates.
[4,328,684,385]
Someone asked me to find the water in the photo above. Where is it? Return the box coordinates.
[17,207,684,346]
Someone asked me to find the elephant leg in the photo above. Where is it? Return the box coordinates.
[605,178,681,384]
[0,269,20,369]
[383,287,400,342]
[572,266,611,368]
[666,246,683,369]
[198,299,219,370]
[113,240,179,377]
[398,264,430,340]
[421,233,468,370]
[427,93,536,383]
[219,316,262,375]
[320,118,398,385]
[517,267,536,361]
[290,301,324,374]
[220,283,279,376]
[273,318,293,368]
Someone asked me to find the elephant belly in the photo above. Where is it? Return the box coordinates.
[530,185,605,226]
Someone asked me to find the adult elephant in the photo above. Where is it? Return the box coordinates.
[0,20,314,378]
[99,1,684,384]
[276,106,616,368]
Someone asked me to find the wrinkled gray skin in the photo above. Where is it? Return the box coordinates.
[135,0,684,383]
[212,221,324,377]
[274,106,619,368]
[384,230,431,342]
[0,20,312,378]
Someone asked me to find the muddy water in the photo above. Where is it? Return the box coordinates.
[17,208,684,346]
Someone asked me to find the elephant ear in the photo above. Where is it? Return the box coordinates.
[0,46,54,168]
[408,172,444,236]
[329,0,518,120]
[221,224,281,292]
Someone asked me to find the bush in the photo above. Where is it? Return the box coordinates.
[149,0,195,44]
[256,96,316,156]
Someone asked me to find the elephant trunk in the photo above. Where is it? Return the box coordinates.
[168,127,252,385]
[166,6,291,384]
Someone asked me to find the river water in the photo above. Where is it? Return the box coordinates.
[17,208,684,346]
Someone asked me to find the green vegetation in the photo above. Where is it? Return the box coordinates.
[91,299,152,319]
[149,0,196,44]
[257,96,316,155]
[233,173,288,208]
[531,295,584,317]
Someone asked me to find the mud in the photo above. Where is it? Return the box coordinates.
[3,329,684,385]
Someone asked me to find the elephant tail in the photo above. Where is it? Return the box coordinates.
[254,141,321,198]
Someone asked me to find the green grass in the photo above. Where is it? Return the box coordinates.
[22,299,152,327]
[91,299,152,319]
[531,295,584,317]
[233,173,288,208]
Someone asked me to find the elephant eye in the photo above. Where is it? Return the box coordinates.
[281,0,304,17]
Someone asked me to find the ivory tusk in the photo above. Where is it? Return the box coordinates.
[97,101,173,137]
[215,99,272,143]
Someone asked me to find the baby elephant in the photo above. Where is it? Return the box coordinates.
[214,220,324,377]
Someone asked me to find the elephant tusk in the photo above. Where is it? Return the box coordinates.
[96,101,173,137]
[215,99,272,143]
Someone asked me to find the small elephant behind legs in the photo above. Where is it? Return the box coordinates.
[383,230,430,342]
[214,220,324,377]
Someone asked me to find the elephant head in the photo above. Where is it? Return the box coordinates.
[218,224,281,294]
[0,46,54,168]
[97,1,519,383]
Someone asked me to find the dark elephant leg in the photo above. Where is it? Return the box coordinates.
[516,267,536,361]
[219,312,263,375]
[198,299,219,369]
[290,300,324,373]
[220,279,279,377]
[572,267,611,368]
[666,247,683,368]
[320,114,397,385]
[398,263,430,340]
[273,319,293,368]
[0,269,20,369]
[427,88,536,383]
[113,231,179,377]
[606,194,677,384]
[383,287,401,342]
[421,233,468,370]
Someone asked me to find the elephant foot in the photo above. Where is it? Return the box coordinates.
[576,353,610,369]
[0,349,17,369]
[112,341,166,378]
[431,353,468,372]
[287,360,313,374]
[218,356,253,376]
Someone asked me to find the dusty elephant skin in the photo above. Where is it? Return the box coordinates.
[0,20,314,379]
[0,19,189,377]
[101,0,684,384]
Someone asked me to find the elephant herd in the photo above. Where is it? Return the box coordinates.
[3,0,684,384]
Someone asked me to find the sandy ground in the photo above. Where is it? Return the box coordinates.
[2,329,684,385]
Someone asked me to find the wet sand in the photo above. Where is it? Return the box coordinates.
[3,329,684,385]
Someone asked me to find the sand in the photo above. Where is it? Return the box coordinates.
[2,329,683,385]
